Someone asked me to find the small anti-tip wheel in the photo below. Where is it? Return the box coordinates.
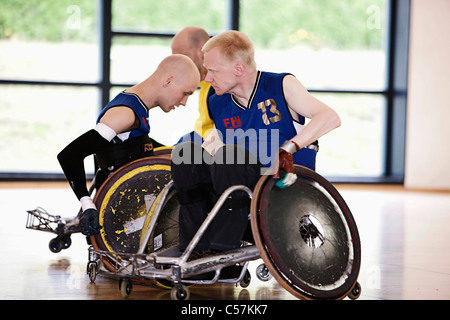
[87,262,98,283]
[171,284,190,300]
[256,263,272,282]
[240,270,251,288]
[61,235,72,249]
[119,278,133,298]
[347,281,362,300]
[49,237,63,253]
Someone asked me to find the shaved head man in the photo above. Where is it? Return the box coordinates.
[171,26,210,81]
[171,26,215,140]
[57,54,200,236]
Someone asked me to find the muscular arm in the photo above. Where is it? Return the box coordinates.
[57,106,137,208]
[97,106,137,134]
[273,76,341,188]
[283,75,341,149]
[57,129,112,201]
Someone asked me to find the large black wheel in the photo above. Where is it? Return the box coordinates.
[250,165,361,300]
[90,156,172,271]
[141,182,180,289]
[143,184,180,254]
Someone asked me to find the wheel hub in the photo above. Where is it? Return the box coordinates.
[298,215,325,248]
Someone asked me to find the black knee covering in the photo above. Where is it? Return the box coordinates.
[176,183,213,205]
[219,194,251,211]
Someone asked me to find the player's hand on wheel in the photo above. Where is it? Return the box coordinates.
[79,208,102,236]
[274,141,299,189]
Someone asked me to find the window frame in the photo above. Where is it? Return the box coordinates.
[0,0,410,184]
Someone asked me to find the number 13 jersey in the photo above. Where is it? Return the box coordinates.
[208,71,316,170]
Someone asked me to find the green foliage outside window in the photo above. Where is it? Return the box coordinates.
[1,0,384,50]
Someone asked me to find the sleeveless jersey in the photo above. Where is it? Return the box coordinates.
[209,71,316,170]
[97,91,150,141]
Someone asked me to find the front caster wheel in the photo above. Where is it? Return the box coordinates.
[171,284,190,300]
[61,235,72,249]
[87,262,98,282]
[240,270,251,288]
[49,237,63,253]
[119,278,133,298]
[256,263,272,282]
[347,281,362,300]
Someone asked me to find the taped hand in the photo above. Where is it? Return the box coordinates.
[274,141,299,189]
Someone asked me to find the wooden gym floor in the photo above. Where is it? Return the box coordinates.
[0,182,449,300]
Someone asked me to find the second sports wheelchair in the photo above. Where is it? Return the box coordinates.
[84,155,361,300]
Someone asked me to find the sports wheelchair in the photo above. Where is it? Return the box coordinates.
[87,156,361,300]
[27,151,361,300]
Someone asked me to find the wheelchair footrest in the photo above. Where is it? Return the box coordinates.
[26,207,62,233]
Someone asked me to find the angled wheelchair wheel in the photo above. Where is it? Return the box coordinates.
[142,181,180,254]
[90,156,172,271]
[140,182,180,289]
[154,146,173,157]
[250,165,361,300]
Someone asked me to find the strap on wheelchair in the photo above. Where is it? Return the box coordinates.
[209,190,251,211]
[177,184,251,211]
[222,196,251,211]
[176,183,213,205]
[95,135,155,169]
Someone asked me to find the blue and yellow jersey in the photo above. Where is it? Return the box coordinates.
[194,81,215,138]
[97,91,150,141]
[209,71,316,170]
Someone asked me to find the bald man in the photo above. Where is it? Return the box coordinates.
[171,26,215,140]
[58,54,200,236]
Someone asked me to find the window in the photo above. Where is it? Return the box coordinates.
[0,0,99,83]
[0,0,100,178]
[109,0,231,146]
[241,0,390,178]
[0,85,98,173]
[110,36,172,85]
[112,0,228,33]
[313,93,386,177]
[0,0,409,183]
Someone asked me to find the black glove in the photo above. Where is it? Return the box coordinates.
[79,208,102,236]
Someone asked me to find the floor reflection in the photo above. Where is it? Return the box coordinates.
[339,187,450,300]
[0,185,449,299]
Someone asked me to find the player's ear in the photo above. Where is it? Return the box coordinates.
[163,74,174,88]
[234,62,245,76]
[197,46,204,60]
